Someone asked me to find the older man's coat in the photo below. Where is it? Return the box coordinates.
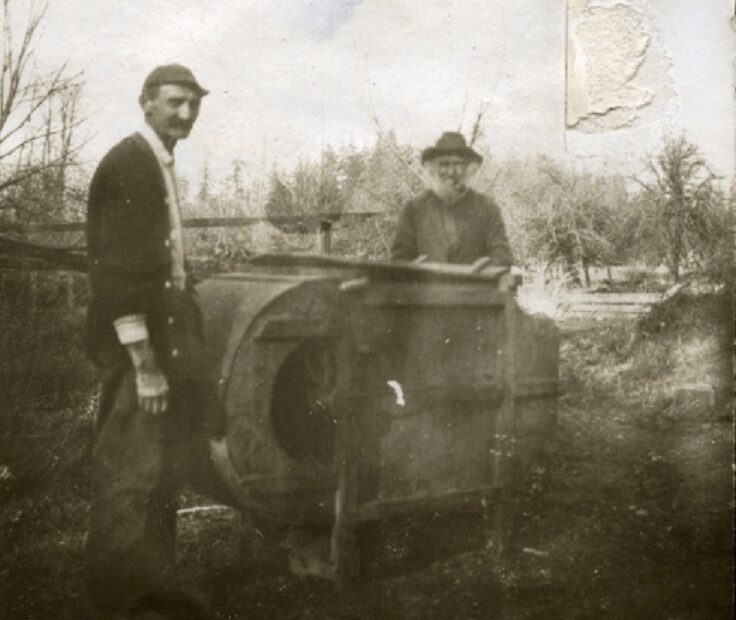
[391,188,513,265]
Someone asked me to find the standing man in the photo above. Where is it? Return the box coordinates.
[391,131,514,266]
[85,64,228,620]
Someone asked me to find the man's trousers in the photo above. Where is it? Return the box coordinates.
[84,347,233,615]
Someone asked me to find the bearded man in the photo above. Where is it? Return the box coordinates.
[391,131,513,265]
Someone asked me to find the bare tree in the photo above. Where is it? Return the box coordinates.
[467,100,490,147]
[501,157,630,286]
[634,136,726,282]
[0,0,85,222]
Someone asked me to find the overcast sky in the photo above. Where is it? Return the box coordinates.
[22,0,735,187]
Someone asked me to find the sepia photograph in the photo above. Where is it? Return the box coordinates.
[0,1,733,618]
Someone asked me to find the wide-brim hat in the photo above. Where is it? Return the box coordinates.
[142,63,209,97]
[421,131,483,164]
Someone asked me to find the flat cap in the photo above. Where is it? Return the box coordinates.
[142,63,209,97]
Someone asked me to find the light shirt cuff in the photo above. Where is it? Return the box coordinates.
[113,315,149,344]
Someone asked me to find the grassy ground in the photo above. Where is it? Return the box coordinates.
[0,286,732,619]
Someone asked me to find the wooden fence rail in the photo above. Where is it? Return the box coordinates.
[0,211,381,234]
[0,212,383,310]
[0,236,86,271]
[559,284,686,326]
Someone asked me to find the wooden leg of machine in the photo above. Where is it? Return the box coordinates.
[491,456,513,557]
[491,396,518,558]
[329,326,362,588]
[492,462,522,557]
[330,433,360,588]
[492,289,519,558]
[492,487,511,558]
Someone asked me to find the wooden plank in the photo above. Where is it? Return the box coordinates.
[0,236,86,271]
[0,258,83,272]
[565,303,650,314]
[216,271,326,283]
[558,321,599,332]
[0,221,85,232]
[562,292,661,304]
[354,485,498,522]
[361,283,509,307]
[0,212,381,233]
[563,311,643,320]
[252,253,512,284]
[185,212,380,228]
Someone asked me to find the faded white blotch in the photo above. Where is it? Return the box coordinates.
[386,380,406,407]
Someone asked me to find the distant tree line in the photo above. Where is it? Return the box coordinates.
[184,130,730,285]
[255,132,728,284]
[492,135,731,285]
[262,130,424,228]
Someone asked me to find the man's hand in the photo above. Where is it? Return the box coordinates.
[135,364,169,414]
[124,339,169,414]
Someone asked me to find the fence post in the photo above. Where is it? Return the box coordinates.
[319,220,332,255]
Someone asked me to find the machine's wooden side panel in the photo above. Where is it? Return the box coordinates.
[346,283,507,504]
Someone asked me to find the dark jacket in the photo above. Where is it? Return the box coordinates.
[391,189,513,265]
[85,133,200,371]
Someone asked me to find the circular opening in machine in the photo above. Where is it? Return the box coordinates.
[270,339,337,465]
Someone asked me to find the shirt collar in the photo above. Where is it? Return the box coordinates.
[138,123,174,167]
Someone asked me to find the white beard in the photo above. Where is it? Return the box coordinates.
[424,163,480,205]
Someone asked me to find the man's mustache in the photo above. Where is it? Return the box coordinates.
[169,121,192,130]
[438,177,466,189]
